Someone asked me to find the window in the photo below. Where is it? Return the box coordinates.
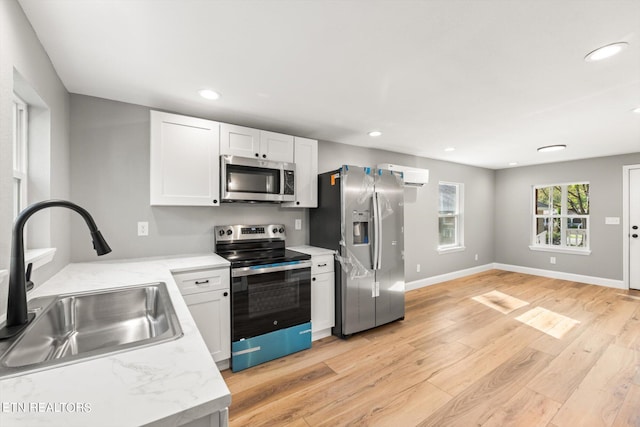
[13,95,28,219]
[438,182,464,251]
[532,182,590,253]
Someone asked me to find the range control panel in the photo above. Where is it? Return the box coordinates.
[214,224,286,242]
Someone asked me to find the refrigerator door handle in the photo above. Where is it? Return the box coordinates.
[372,191,380,271]
[375,191,383,270]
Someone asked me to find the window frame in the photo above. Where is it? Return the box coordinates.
[438,181,465,253]
[13,94,28,219]
[530,181,591,255]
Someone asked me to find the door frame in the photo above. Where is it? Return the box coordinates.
[622,164,640,289]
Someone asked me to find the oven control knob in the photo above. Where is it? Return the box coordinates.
[226,229,233,236]
[218,229,225,236]
[272,227,278,234]
[278,227,284,233]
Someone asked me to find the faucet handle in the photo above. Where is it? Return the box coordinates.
[25,263,34,292]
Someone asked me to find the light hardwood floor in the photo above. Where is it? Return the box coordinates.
[221,270,640,426]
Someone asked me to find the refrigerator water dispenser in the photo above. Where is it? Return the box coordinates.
[352,211,370,245]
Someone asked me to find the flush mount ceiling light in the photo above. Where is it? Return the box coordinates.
[632,107,640,114]
[444,147,455,152]
[508,162,519,166]
[198,89,220,100]
[368,131,382,137]
[584,42,629,62]
[537,144,567,153]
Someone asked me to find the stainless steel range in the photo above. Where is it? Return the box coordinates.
[214,224,312,372]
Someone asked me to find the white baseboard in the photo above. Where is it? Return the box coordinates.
[406,262,625,291]
[405,264,495,291]
[493,263,625,289]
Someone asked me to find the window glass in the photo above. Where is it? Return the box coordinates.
[533,182,589,251]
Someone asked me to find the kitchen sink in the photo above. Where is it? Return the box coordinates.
[0,282,183,378]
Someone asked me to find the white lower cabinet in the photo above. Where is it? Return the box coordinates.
[179,408,229,427]
[173,268,230,365]
[310,254,335,340]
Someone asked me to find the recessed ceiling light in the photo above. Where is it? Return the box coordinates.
[444,147,455,152]
[508,162,519,166]
[632,107,640,114]
[584,42,628,62]
[368,131,382,137]
[537,144,567,153]
[198,89,220,100]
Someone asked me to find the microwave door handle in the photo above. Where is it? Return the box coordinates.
[280,168,285,195]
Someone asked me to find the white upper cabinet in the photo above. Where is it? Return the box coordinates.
[219,123,260,159]
[220,123,294,163]
[260,131,294,163]
[283,137,318,208]
[150,111,220,206]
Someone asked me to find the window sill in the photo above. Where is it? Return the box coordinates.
[528,245,591,256]
[438,246,466,255]
[25,248,57,270]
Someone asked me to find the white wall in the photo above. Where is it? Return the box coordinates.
[0,0,71,318]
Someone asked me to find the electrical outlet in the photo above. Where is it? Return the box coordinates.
[550,256,556,265]
[475,254,478,261]
[295,219,302,230]
[416,264,421,273]
[137,221,149,236]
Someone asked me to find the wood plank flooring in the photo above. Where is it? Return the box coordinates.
[221,270,640,426]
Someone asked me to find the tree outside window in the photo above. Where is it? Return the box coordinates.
[533,183,589,250]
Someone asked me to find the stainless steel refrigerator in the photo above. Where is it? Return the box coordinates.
[310,165,405,337]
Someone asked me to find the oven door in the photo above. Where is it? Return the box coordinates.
[231,261,311,342]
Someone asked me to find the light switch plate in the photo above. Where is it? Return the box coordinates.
[605,217,620,225]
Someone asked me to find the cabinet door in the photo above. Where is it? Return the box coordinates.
[311,272,335,333]
[220,123,260,158]
[183,289,231,362]
[259,131,294,162]
[283,137,318,208]
[150,111,220,206]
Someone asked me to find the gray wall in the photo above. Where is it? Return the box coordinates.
[69,95,308,262]
[0,0,71,317]
[69,95,496,283]
[495,153,640,280]
[318,141,496,282]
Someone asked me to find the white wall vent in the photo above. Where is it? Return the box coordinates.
[377,163,429,187]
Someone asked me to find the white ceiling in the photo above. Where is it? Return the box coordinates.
[17,0,640,169]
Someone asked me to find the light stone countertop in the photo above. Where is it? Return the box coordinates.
[0,254,231,427]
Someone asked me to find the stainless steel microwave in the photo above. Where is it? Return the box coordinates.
[220,155,295,203]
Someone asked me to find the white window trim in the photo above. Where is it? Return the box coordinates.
[438,181,465,252]
[13,94,28,219]
[531,181,590,255]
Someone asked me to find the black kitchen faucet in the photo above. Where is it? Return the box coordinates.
[0,200,111,340]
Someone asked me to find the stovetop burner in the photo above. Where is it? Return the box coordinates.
[214,224,310,268]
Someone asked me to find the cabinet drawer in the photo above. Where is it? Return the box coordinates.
[311,254,334,275]
[173,268,230,295]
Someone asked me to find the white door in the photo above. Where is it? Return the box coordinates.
[630,167,640,290]
[183,289,231,362]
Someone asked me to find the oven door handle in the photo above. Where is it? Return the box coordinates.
[232,260,312,277]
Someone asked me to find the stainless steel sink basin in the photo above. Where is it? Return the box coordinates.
[0,282,182,378]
